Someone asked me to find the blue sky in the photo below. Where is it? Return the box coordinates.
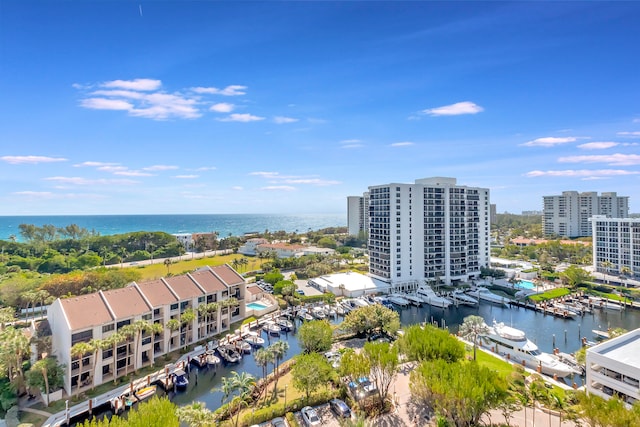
[1,1,640,216]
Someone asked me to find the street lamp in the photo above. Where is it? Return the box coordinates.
[284,384,288,409]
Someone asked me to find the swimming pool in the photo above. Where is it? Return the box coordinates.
[246,301,269,310]
[516,279,535,290]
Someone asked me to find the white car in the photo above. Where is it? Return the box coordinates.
[300,406,321,426]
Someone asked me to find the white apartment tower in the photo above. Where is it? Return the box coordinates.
[367,177,490,288]
[347,193,369,236]
[543,191,629,238]
[591,216,640,277]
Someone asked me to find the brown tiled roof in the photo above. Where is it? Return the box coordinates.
[164,275,204,300]
[189,269,228,293]
[247,286,263,295]
[136,279,178,306]
[102,287,152,319]
[211,264,245,286]
[60,294,113,331]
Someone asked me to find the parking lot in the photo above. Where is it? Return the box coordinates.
[293,279,324,296]
[294,403,344,427]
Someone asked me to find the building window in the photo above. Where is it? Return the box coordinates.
[102,324,114,334]
[117,319,131,330]
[170,303,179,311]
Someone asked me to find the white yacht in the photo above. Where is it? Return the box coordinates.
[244,331,265,347]
[450,289,478,307]
[386,293,410,307]
[404,293,424,306]
[264,320,281,336]
[590,297,623,311]
[466,287,510,308]
[480,321,579,378]
[311,306,327,320]
[415,285,452,308]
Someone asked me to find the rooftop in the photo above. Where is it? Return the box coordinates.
[589,328,640,371]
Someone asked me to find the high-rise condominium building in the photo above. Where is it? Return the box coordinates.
[543,191,629,238]
[347,193,369,236]
[591,216,640,277]
[367,177,490,288]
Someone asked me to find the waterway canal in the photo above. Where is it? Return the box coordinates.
[72,301,640,425]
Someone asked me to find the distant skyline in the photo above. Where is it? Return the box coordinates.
[1,1,640,216]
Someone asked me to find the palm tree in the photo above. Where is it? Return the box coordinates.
[164,258,172,275]
[217,371,256,427]
[529,375,548,427]
[269,341,289,395]
[600,260,614,284]
[0,307,15,330]
[70,341,93,393]
[254,347,272,403]
[119,324,137,376]
[88,338,109,389]
[550,391,568,426]
[166,319,181,350]
[459,315,489,360]
[621,266,632,288]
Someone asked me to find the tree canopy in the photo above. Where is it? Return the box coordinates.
[341,304,400,337]
[398,324,465,363]
[297,319,333,354]
[292,352,334,401]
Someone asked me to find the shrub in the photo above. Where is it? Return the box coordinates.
[286,412,300,427]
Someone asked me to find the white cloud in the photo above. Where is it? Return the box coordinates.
[273,116,298,124]
[250,171,280,178]
[525,169,639,178]
[143,165,179,171]
[390,141,415,147]
[1,155,68,164]
[280,178,341,186]
[217,113,265,122]
[261,186,296,191]
[97,165,128,173]
[13,191,54,197]
[341,144,364,149]
[521,136,578,147]
[633,118,640,123]
[422,101,484,116]
[617,131,640,136]
[101,79,162,91]
[210,103,235,113]
[577,142,618,150]
[341,139,361,144]
[174,175,199,179]
[232,186,244,191]
[191,85,247,96]
[114,170,154,177]
[194,166,217,171]
[81,98,134,111]
[44,176,138,185]
[558,153,640,166]
[74,161,119,168]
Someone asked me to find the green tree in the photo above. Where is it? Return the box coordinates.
[410,359,508,427]
[398,324,464,363]
[297,319,333,354]
[458,315,489,361]
[263,268,284,285]
[217,371,256,427]
[292,352,333,401]
[560,265,593,288]
[339,348,371,386]
[269,341,289,395]
[176,401,215,427]
[79,396,179,427]
[341,304,400,337]
[363,341,399,407]
[0,326,31,386]
[25,357,65,406]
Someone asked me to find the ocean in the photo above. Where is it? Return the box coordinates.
[0,213,346,242]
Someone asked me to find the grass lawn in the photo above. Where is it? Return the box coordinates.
[129,254,265,281]
[19,410,48,426]
[528,287,571,303]
[468,347,515,379]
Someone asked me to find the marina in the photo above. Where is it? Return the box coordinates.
[44,295,640,426]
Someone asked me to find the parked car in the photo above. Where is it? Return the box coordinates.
[329,398,352,418]
[271,417,287,427]
[296,289,305,295]
[300,406,321,426]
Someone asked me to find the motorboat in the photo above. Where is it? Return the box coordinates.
[217,345,241,363]
[386,293,410,308]
[415,285,452,308]
[325,305,337,317]
[404,293,423,306]
[205,350,221,366]
[276,317,294,331]
[335,304,345,316]
[135,385,157,401]
[353,297,370,307]
[264,320,282,336]
[590,298,623,311]
[237,340,252,354]
[480,321,579,378]
[312,306,327,320]
[466,287,510,308]
[297,309,314,322]
[244,331,265,347]
[174,369,189,389]
[449,289,478,307]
